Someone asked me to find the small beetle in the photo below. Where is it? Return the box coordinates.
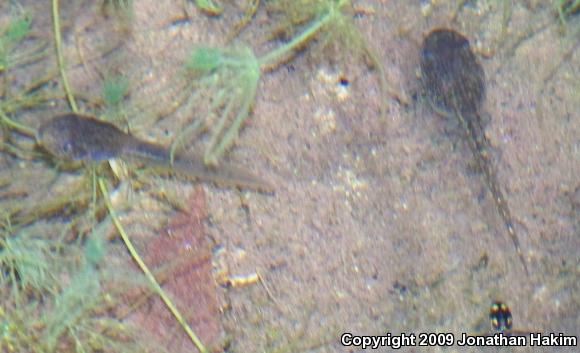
[489,301,513,332]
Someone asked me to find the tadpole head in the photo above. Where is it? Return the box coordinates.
[37,114,122,161]
[420,28,486,117]
[37,114,83,160]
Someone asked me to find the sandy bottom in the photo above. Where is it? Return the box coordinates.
[2,1,578,352]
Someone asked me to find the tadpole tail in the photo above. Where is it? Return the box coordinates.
[124,139,274,193]
[172,154,275,193]
[455,109,529,277]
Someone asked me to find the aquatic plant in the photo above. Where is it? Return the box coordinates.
[172,45,260,166]
[175,0,391,165]
[0,11,30,71]
[101,73,131,122]
[103,0,133,11]
[262,0,383,67]
[102,74,130,109]
[194,0,223,16]
[0,227,59,301]
[0,2,211,352]
[0,9,52,137]
[0,217,155,353]
[555,0,580,27]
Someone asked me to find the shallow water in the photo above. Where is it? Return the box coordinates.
[1,1,578,352]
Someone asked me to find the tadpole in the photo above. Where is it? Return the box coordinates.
[420,28,529,276]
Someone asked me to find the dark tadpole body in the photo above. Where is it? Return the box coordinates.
[38,113,273,192]
[420,28,528,275]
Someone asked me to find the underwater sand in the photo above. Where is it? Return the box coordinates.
[1,1,578,352]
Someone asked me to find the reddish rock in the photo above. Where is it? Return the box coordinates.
[128,187,223,352]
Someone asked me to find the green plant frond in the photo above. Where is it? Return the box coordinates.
[186,46,223,72]
[42,266,101,350]
[194,0,224,16]
[266,0,347,30]
[0,11,48,73]
[103,0,133,12]
[261,0,397,111]
[0,229,59,299]
[102,74,130,109]
[83,218,110,267]
[0,219,152,353]
[3,14,32,46]
[174,44,261,165]
[176,0,393,165]
[258,0,361,69]
[555,0,580,27]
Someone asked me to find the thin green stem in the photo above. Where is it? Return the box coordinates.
[208,83,256,164]
[51,2,206,350]
[98,179,208,353]
[258,9,334,70]
[0,109,36,138]
[51,0,78,113]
